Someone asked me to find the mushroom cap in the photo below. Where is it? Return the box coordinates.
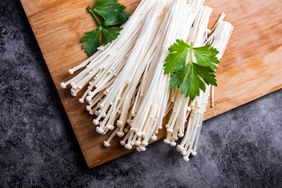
[163,139,171,144]
[136,131,143,137]
[183,155,190,162]
[124,144,132,150]
[96,127,104,134]
[151,135,157,141]
[60,82,67,89]
[71,92,77,97]
[94,111,100,116]
[191,151,197,156]
[120,140,126,146]
[68,69,74,74]
[86,96,92,102]
[117,120,124,127]
[139,145,146,151]
[93,119,100,126]
[86,105,91,111]
[117,131,125,137]
[176,145,184,153]
[135,140,141,146]
[178,132,184,137]
[167,127,173,133]
[79,98,84,104]
[141,141,148,146]
[106,124,114,130]
[103,141,110,147]
[170,141,177,147]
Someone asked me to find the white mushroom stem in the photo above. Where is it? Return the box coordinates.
[210,85,215,108]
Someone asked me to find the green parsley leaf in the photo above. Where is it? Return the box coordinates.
[81,27,102,56]
[82,0,129,56]
[101,26,121,44]
[194,44,219,70]
[164,39,220,100]
[193,64,217,86]
[82,26,121,56]
[169,66,186,89]
[180,65,204,100]
[164,39,189,75]
[93,0,129,26]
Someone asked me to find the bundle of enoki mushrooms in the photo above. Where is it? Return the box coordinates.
[61,0,233,161]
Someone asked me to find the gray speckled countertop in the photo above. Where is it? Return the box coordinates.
[0,1,282,187]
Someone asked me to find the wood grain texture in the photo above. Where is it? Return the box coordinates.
[20,0,282,168]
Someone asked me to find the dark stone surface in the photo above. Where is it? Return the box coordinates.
[0,0,281,187]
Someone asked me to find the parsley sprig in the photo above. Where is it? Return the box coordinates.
[164,39,220,100]
[82,0,129,56]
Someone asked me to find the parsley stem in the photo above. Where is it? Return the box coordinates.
[87,6,102,26]
[189,47,193,64]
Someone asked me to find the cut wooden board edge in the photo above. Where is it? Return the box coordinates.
[19,0,282,168]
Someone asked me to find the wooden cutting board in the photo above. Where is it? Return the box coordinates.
[20,0,282,168]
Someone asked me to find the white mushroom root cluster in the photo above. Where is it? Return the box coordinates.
[61,0,233,161]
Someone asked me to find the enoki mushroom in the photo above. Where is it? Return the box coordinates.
[61,0,233,161]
